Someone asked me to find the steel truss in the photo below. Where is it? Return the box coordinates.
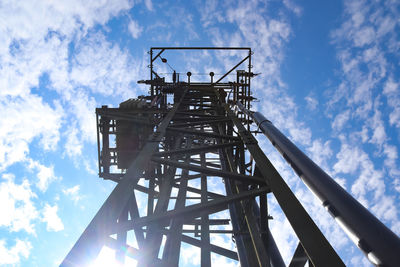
[61,48,400,267]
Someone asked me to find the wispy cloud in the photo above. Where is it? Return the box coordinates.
[128,19,143,39]
[307,139,333,170]
[0,1,139,264]
[305,95,318,111]
[70,33,144,99]
[0,174,38,234]
[62,185,82,204]
[27,159,60,192]
[383,77,400,128]
[329,1,400,249]
[42,204,64,232]
[332,110,350,131]
[144,0,154,11]
[0,0,137,172]
[282,0,303,16]
[0,239,32,266]
[0,0,398,265]
[0,95,63,170]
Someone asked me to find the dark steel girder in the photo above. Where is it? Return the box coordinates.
[189,158,221,169]
[224,103,345,267]
[288,242,310,267]
[167,127,240,141]
[170,118,231,127]
[172,183,225,199]
[154,141,240,157]
[181,234,238,261]
[105,236,164,264]
[60,88,189,267]
[110,187,269,233]
[151,157,266,185]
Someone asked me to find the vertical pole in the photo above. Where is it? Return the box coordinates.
[116,204,129,263]
[147,176,155,216]
[201,151,211,267]
[247,49,252,131]
[96,112,102,176]
[101,106,110,175]
[260,193,268,247]
[150,48,154,96]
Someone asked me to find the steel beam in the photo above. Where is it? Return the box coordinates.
[113,187,269,231]
[225,104,345,267]
[60,88,188,267]
[288,243,309,267]
[151,157,266,185]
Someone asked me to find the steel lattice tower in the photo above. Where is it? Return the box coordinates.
[61,47,400,267]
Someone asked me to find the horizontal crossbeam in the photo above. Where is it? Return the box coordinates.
[151,157,266,185]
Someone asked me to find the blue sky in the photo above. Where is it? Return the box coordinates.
[1,0,399,266]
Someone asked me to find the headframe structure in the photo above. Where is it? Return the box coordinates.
[61,47,400,267]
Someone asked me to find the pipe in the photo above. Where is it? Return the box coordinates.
[237,102,400,267]
[251,199,286,267]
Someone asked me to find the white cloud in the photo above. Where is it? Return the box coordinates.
[0,0,138,171]
[333,143,366,174]
[333,140,387,207]
[144,0,154,11]
[383,144,400,180]
[288,125,312,145]
[42,204,64,232]
[66,91,97,144]
[0,0,134,98]
[83,158,98,175]
[65,33,148,154]
[282,0,303,16]
[62,185,82,204]
[211,253,238,267]
[268,200,298,264]
[353,26,375,47]
[199,0,226,28]
[27,159,60,192]
[180,244,200,265]
[351,160,384,207]
[64,124,84,157]
[384,77,398,94]
[197,0,314,152]
[371,195,398,224]
[0,173,38,234]
[383,78,400,128]
[70,33,144,99]
[306,139,333,169]
[328,1,400,240]
[0,239,32,266]
[0,1,397,266]
[368,102,387,147]
[0,94,63,170]
[128,19,143,39]
[331,110,350,131]
[295,186,350,250]
[328,1,398,124]
[0,0,133,45]
[305,95,318,111]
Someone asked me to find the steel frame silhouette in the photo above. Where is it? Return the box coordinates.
[61,47,400,267]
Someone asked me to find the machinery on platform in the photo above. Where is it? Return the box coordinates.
[62,47,400,267]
